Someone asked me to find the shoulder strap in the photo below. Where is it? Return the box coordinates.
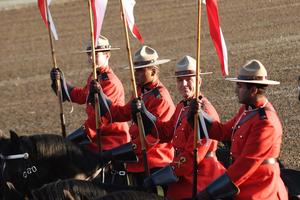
[97,72,109,81]
[142,86,162,102]
[238,106,275,127]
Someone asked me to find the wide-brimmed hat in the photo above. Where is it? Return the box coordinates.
[226,59,280,85]
[174,55,212,77]
[132,45,170,69]
[85,35,120,53]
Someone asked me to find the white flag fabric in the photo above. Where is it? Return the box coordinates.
[122,0,144,43]
[38,0,58,40]
[205,0,229,76]
[91,0,108,46]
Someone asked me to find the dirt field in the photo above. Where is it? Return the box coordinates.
[0,0,299,169]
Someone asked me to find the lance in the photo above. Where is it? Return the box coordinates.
[192,0,202,198]
[87,0,102,153]
[119,0,150,177]
[45,0,66,138]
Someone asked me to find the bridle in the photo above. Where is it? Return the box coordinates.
[0,153,32,198]
[0,153,35,180]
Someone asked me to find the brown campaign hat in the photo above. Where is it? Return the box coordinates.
[226,59,280,85]
[84,35,120,53]
[131,45,170,69]
[174,55,212,77]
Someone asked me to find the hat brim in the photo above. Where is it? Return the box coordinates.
[173,71,213,78]
[124,59,171,69]
[226,77,280,85]
[81,47,120,53]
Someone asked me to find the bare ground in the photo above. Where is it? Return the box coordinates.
[0,0,299,169]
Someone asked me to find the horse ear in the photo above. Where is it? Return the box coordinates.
[9,130,20,144]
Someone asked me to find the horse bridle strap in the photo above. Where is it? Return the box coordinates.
[0,153,29,160]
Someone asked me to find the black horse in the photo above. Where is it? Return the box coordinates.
[0,131,105,198]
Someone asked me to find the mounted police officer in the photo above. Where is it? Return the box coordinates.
[141,55,226,199]
[50,35,130,152]
[94,45,176,187]
[196,60,288,200]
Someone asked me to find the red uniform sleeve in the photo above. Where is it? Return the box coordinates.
[208,108,243,141]
[70,76,92,104]
[109,100,132,122]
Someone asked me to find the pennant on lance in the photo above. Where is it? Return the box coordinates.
[205,0,228,76]
[37,0,58,40]
[91,0,108,46]
[121,0,144,43]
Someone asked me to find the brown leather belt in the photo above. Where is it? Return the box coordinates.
[262,158,277,165]
[205,151,216,158]
[231,157,277,165]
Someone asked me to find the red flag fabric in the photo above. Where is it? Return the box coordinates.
[91,0,108,46]
[206,0,228,76]
[38,0,58,40]
[122,0,144,43]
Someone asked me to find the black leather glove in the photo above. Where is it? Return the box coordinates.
[50,68,72,102]
[131,98,156,134]
[87,80,102,105]
[131,97,143,123]
[187,96,203,128]
[187,96,214,139]
[87,80,112,116]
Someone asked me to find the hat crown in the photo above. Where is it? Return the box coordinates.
[176,55,196,72]
[133,45,159,63]
[96,35,111,49]
[174,55,196,77]
[239,59,267,77]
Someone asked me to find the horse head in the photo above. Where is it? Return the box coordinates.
[1,131,104,197]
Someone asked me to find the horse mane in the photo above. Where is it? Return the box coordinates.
[31,179,107,200]
[20,134,83,159]
[97,190,168,200]
[18,134,101,176]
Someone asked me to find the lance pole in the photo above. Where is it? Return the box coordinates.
[87,0,102,153]
[192,0,202,198]
[45,0,66,138]
[119,0,150,177]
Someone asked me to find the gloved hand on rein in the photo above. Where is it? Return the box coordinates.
[131,97,156,135]
[187,96,203,128]
[87,80,111,116]
[50,68,72,102]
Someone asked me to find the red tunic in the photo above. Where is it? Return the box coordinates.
[109,80,176,172]
[156,97,226,200]
[209,97,288,200]
[70,66,130,151]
